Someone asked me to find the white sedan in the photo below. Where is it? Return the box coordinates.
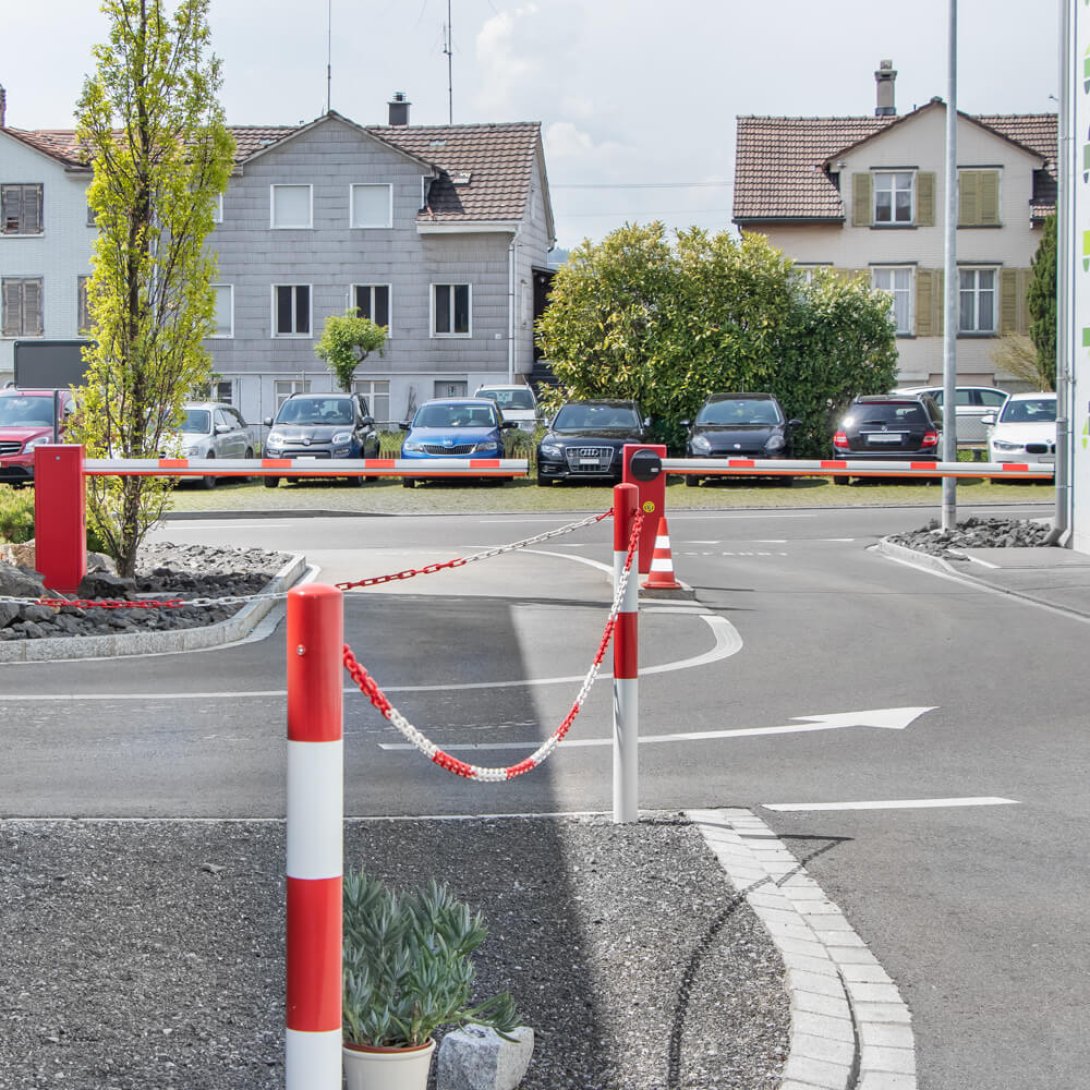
[984,392,1057,465]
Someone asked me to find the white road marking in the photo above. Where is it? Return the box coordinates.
[964,554,1000,569]
[378,706,934,752]
[762,796,1019,812]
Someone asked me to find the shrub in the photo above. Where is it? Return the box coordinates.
[0,486,35,544]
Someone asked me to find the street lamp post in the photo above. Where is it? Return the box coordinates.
[942,0,959,531]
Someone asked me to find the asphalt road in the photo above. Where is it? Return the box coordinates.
[2,499,1087,1090]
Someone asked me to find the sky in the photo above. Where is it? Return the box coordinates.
[1,1,1062,252]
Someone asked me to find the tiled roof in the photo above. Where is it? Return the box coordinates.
[1,116,544,224]
[734,106,1057,224]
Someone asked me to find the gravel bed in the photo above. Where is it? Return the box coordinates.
[886,515,1054,557]
[0,817,788,1090]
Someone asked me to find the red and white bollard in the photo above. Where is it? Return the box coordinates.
[285,585,344,1088]
[612,483,639,823]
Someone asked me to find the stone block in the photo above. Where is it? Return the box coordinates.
[437,1025,534,1090]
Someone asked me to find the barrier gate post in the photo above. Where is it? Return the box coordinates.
[613,482,639,823]
[33,444,86,592]
[285,585,344,1088]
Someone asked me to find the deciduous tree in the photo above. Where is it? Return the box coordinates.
[70,0,234,577]
[315,310,388,392]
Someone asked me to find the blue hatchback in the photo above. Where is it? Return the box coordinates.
[399,398,516,487]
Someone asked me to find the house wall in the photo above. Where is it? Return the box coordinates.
[0,134,94,383]
[750,109,1044,389]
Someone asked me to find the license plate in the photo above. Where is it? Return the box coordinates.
[295,455,317,461]
[579,458,602,466]
[867,434,902,443]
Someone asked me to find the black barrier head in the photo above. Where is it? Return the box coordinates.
[628,449,662,482]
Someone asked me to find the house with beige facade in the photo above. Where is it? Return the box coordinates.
[732,64,1056,390]
[0,89,556,427]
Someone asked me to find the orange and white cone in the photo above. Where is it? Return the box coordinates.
[642,516,683,590]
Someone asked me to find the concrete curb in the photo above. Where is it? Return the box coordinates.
[688,808,917,1090]
[0,552,307,664]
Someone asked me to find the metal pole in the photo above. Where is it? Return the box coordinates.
[1053,0,1073,543]
[941,0,959,531]
[285,585,344,1089]
[612,482,639,823]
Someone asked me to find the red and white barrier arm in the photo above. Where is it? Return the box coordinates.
[662,457,1056,481]
[81,457,529,479]
[285,585,344,1089]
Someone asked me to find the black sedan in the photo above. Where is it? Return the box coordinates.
[831,394,943,483]
[536,399,649,485]
[681,392,799,487]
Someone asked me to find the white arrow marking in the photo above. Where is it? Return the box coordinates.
[763,796,1018,812]
[377,707,935,752]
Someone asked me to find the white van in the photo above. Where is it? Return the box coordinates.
[473,384,540,432]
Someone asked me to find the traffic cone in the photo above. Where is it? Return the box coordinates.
[642,515,683,590]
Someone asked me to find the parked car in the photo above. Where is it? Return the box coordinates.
[399,397,516,487]
[680,392,800,487]
[262,392,379,488]
[473,384,540,433]
[0,387,75,485]
[831,393,943,483]
[983,392,1057,466]
[536,399,649,485]
[893,384,1008,444]
[162,401,253,490]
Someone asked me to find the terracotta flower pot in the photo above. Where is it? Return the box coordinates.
[342,1038,437,1090]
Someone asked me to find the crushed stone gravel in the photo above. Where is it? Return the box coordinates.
[886,515,1053,557]
[0,817,789,1090]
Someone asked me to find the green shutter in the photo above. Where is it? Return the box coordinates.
[852,174,872,227]
[916,172,935,227]
[916,269,945,337]
[1000,269,1019,334]
[959,172,980,226]
[979,171,1000,226]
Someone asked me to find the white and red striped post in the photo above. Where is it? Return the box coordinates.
[286,585,344,1088]
[612,483,639,823]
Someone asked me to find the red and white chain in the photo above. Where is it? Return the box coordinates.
[342,511,642,782]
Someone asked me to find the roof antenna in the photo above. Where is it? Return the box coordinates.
[443,0,453,124]
[326,0,333,113]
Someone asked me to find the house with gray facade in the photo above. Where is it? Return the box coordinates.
[0,90,556,427]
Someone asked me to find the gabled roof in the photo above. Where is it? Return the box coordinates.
[733,100,1057,224]
[0,113,549,229]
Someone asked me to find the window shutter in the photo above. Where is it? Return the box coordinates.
[26,186,42,234]
[979,171,1000,226]
[24,280,42,335]
[916,172,935,227]
[1,187,20,234]
[916,270,934,336]
[1017,269,1031,334]
[1000,269,1020,334]
[959,172,980,226]
[852,174,872,227]
[1,281,20,336]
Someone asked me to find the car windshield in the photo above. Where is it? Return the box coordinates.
[554,404,638,429]
[0,396,54,427]
[846,403,928,427]
[178,409,212,434]
[414,404,496,428]
[999,398,1056,424]
[696,399,782,426]
[276,398,353,426]
[479,389,535,410]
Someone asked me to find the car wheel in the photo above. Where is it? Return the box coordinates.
[347,472,365,487]
[201,453,216,490]
[685,475,701,488]
[243,448,254,483]
[778,476,795,487]
[264,476,280,489]
[833,476,850,486]
[402,477,415,489]
[536,475,553,487]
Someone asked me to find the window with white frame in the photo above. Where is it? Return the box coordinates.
[270,184,312,229]
[275,379,311,408]
[1,184,43,235]
[351,378,390,425]
[191,378,235,403]
[350,184,392,228]
[352,284,391,330]
[211,284,233,337]
[432,283,470,336]
[2,277,43,336]
[212,193,223,224]
[871,267,914,335]
[273,284,311,337]
[77,275,91,332]
[958,267,997,334]
[873,171,914,225]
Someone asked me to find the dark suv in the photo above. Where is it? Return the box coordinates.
[681,392,799,487]
[262,392,379,488]
[831,394,943,484]
[536,399,649,485]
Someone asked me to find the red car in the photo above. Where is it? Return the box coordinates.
[0,388,75,485]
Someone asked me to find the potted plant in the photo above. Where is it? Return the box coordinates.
[342,868,521,1090]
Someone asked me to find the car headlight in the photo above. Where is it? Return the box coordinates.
[690,435,712,454]
[24,435,54,452]
[539,442,563,458]
[265,433,283,450]
[992,439,1023,451]
[402,438,424,452]
[472,441,501,454]
[764,435,786,453]
[331,431,352,445]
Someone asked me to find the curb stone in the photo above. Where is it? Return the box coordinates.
[688,808,917,1090]
[0,552,306,664]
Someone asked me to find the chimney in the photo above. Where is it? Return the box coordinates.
[387,92,410,127]
[0,85,6,128]
[875,60,897,117]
